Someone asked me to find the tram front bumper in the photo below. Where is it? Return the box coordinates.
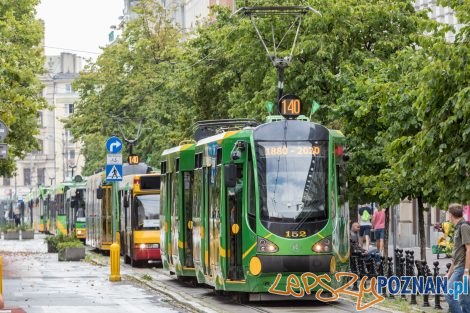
[257,254,332,273]
[76,229,86,239]
[133,244,161,261]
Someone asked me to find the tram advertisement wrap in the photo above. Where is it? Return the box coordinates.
[268,272,468,311]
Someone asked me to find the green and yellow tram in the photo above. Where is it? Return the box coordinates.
[86,164,156,252]
[38,186,53,233]
[85,171,113,250]
[64,179,87,241]
[161,109,349,298]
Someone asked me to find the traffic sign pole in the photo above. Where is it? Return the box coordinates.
[106,136,123,282]
[112,182,117,242]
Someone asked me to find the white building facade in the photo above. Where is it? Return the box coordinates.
[0,52,84,202]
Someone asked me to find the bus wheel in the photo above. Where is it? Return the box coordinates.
[124,255,131,265]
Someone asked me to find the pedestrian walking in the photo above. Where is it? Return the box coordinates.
[444,203,470,313]
[358,205,373,251]
[372,207,386,256]
[14,213,20,227]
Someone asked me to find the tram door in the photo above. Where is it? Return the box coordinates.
[226,164,244,280]
[183,172,194,267]
[203,167,211,276]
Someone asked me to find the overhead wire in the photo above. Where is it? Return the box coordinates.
[43,46,101,55]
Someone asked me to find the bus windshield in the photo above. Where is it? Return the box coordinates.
[135,194,160,229]
[255,141,328,223]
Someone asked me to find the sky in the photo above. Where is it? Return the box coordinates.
[36,0,125,61]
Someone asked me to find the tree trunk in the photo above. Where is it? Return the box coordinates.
[417,196,426,262]
[384,206,390,260]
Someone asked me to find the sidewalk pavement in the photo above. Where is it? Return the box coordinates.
[1,234,182,313]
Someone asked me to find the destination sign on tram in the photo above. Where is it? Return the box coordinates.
[264,146,321,156]
[278,94,302,118]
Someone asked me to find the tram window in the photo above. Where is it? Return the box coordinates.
[171,173,179,223]
[135,194,160,229]
[195,153,202,169]
[247,150,256,231]
[161,161,167,174]
[176,158,180,172]
[216,148,222,165]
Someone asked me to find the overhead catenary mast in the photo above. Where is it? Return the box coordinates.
[234,6,321,103]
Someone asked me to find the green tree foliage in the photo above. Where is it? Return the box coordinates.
[341,1,468,209]
[0,0,46,176]
[66,0,182,175]
[70,0,468,221]
[338,0,468,259]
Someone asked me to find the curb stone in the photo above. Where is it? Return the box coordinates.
[87,252,220,313]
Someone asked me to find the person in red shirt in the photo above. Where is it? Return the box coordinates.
[372,207,386,256]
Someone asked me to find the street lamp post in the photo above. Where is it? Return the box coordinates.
[68,164,77,178]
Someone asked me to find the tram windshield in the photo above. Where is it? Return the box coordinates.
[135,194,160,229]
[256,141,328,223]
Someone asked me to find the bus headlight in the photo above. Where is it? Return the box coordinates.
[312,237,332,253]
[257,237,278,253]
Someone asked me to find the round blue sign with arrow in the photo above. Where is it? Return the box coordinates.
[106,136,123,153]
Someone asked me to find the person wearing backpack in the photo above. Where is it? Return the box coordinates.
[445,203,470,313]
[358,205,373,251]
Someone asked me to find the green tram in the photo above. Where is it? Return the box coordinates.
[38,186,52,233]
[64,180,87,241]
[86,163,155,251]
[85,171,113,250]
[160,112,349,298]
[37,178,87,237]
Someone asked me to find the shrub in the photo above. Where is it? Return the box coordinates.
[57,241,84,251]
[18,224,33,231]
[1,223,17,232]
[45,234,81,252]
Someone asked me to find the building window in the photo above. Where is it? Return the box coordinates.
[2,177,10,186]
[37,168,45,185]
[65,84,73,93]
[67,104,74,114]
[66,130,73,141]
[69,150,75,160]
[35,139,43,154]
[23,168,31,186]
[38,111,43,128]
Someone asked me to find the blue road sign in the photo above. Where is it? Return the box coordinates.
[106,164,123,182]
[106,136,123,153]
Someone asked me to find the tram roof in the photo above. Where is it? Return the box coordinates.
[162,143,194,156]
[195,130,241,147]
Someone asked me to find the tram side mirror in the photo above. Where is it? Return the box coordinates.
[224,163,237,188]
[343,154,350,162]
[96,187,103,200]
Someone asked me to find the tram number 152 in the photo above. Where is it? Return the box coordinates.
[285,230,307,238]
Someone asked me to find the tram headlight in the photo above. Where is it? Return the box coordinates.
[312,236,332,253]
[257,236,278,253]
